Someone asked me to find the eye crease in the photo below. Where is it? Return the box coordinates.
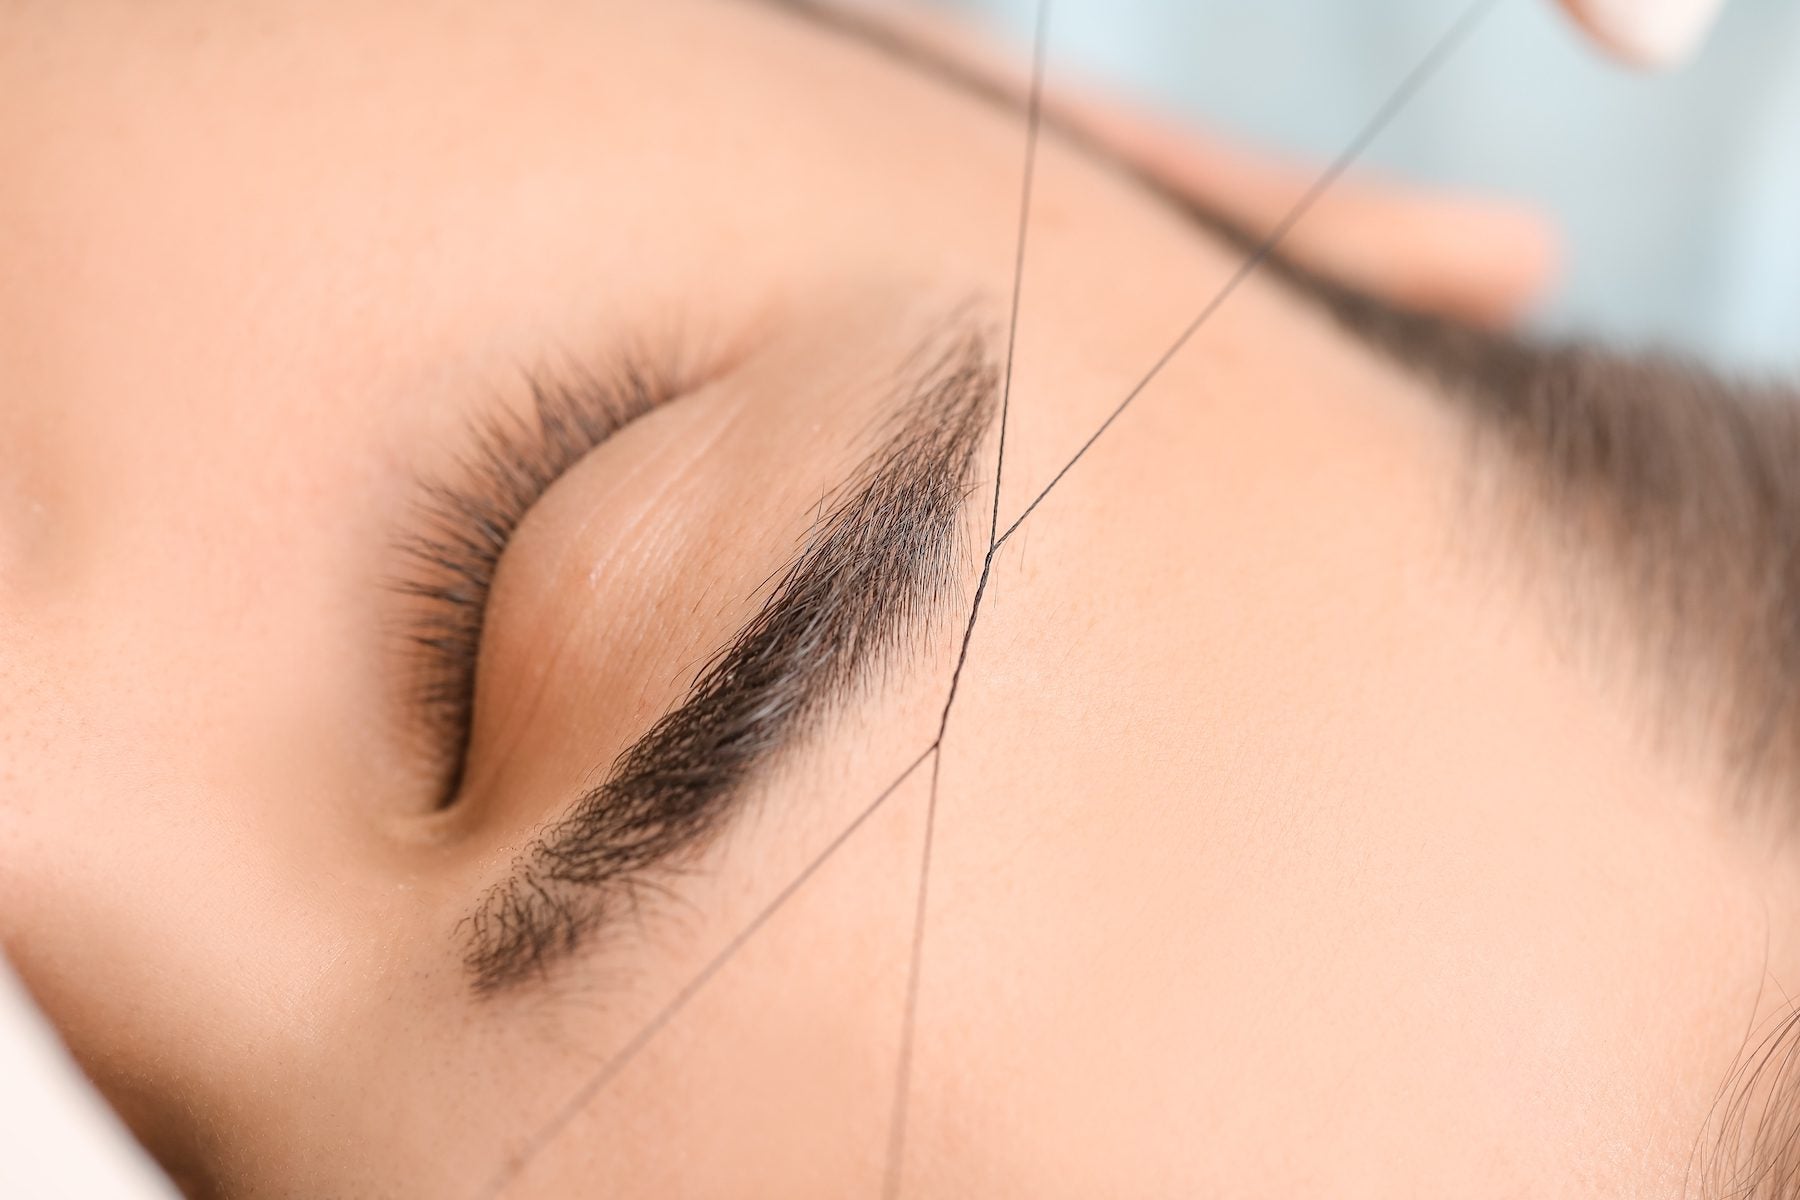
[15,0,1800,1196]
[461,321,1000,993]
[393,361,681,807]
[387,317,1001,991]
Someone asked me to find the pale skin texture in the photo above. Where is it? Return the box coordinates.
[1,1,1795,1197]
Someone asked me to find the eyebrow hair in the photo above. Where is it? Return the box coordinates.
[462,320,998,993]
[470,6,1800,1182]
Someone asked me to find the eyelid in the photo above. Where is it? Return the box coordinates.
[392,361,681,807]
[460,320,1000,993]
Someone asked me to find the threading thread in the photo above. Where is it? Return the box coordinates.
[478,2,1501,1193]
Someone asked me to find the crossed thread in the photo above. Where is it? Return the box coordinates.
[477,0,1506,1194]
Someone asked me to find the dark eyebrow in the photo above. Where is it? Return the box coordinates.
[462,320,999,994]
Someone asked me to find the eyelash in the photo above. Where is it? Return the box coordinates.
[393,362,676,805]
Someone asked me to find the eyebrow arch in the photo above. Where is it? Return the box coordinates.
[461,319,999,994]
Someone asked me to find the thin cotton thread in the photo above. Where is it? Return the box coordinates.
[881,3,1052,1195]
[474,745,937,1199]
[478,1,1502,1191]
[995,0,1504,549]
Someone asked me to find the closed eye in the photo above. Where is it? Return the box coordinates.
[460,318,1000,992]
[392,359,684,807]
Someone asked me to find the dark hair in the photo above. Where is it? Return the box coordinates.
[1260,226,1800,1200]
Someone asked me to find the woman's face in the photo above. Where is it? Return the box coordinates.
[4,1,1796,1195]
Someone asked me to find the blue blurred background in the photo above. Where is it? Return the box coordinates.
[930,0,1800,373]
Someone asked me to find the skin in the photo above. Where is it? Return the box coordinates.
[2,0,1795,1195]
